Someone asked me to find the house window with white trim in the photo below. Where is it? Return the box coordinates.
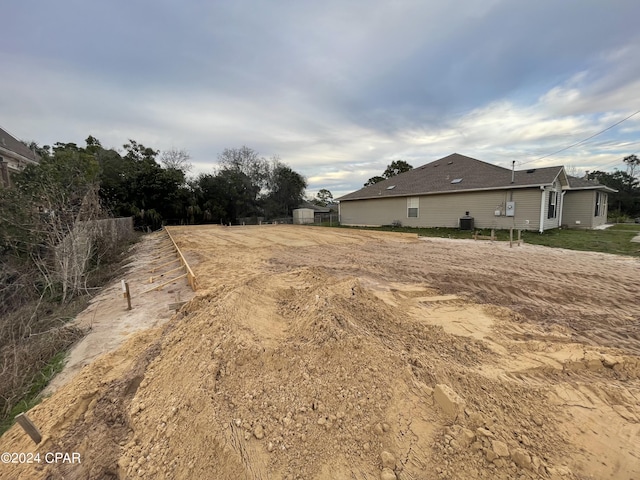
[407,197,419,218]
[547,191,557,219]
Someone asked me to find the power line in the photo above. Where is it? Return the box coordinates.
[519,109,640,166]
[565,151,638,176]
[595,151,638,170]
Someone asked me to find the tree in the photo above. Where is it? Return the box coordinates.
[364,160,413,187]
[383,160,413,178]
[264,162,307,218]
[123,140,159,163]
[588,168,640,215]
[364,176,385,187]
[313,189,333,206]
[197,169,261,223]
[160,147,192,173]
[623,154,639,190]
[92,139,192,227]
[217,146,270,191]
[4,144,104,301]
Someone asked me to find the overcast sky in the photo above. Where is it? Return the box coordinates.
[2,0,640,197]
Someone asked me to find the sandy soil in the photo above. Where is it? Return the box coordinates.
[44,233,195,394]
[1,225,638,480]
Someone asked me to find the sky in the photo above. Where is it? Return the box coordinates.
[2,0,640,198]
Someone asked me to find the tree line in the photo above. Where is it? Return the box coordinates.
[587,154,640,217]
[8,138,308,229]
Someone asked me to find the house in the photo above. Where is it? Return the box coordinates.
[0,125,39,187]
[297,201,332,215]
[563,176,616,229]
[337,153,610,232]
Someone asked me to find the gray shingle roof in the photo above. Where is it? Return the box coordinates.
[0,125,38,162]
[338,153,565,201]
[566,175,617,192]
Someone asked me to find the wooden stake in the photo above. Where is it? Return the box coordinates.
[15,413,41,444]
[125,282,132,310]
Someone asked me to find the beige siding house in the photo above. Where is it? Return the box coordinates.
[338,154,608,232]
[562,176,615,228]
[0,125,39,187]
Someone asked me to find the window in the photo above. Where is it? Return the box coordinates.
[407,197,419,218]
[547,191,557,219]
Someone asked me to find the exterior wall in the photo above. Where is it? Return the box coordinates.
[340,188,548,230]
[563,190,608,229]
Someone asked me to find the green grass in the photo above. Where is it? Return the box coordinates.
[326,223,640,257]
[608,223,640,231]
[0,351,67,436]
[521,226,640,256]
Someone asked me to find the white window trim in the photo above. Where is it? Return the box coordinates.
[407,197,419,218]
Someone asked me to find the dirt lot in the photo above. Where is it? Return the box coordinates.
[1,225,638,480]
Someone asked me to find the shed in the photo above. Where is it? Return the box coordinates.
[293,208,315,224]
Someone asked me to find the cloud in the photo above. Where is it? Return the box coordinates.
[2,0,640,198]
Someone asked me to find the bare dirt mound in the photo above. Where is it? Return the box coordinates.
[1,226,638,480]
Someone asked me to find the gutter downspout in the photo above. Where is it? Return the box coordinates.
[539,186,546,233]
[338,202,341,224]
[558,191,566,228]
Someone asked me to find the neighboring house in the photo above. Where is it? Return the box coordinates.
[563,176,616,229]
[0,125,39,187]
[298,201,332,215]
[338,153,578,232]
